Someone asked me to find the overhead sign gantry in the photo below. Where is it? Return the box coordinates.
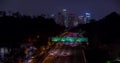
[51,37,88,43]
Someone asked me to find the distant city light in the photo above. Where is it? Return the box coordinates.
[78,16,84,18]
[85,13,91,17]
[63,9,67,12]
[51,14,55,17]
[85,13,91,15]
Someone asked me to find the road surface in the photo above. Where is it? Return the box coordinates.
[40,43,86,63]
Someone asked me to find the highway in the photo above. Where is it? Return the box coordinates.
[40,43,86,63]
[38,32,87,63]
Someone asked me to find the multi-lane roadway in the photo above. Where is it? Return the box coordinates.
[38,32,87,63]
[40,43,86,63]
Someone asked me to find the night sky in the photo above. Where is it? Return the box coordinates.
[0,0,120,19]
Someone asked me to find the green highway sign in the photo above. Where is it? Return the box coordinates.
[51,37,60,42]
[51,37,88,43]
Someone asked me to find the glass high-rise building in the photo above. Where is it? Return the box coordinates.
[84,13,91,24]
[56,12,64,26]
[68,13,76,27]
[62,9,69,28]
[78,16,84,24]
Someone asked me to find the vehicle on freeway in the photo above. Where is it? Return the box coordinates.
[64,42,78,47]
[59,51,71,57]
[49,50,59,56]
[49,51,54,55]
[62,52,70,57]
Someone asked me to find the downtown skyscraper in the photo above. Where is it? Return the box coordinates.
[56,9,92,28]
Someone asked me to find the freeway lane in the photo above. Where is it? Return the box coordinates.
[40,43,86,63]
[41,43,64,63]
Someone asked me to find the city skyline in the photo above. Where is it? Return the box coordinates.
[0,0,120,20]
[55,9,91,28]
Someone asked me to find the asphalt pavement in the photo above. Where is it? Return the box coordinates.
[40,44,86,63]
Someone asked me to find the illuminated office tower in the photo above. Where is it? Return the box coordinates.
[62,9,68,28]
[68,13,76,28]
[50,14,55,18]
[56,12,64,25]
[78,16,84,24]
[73,20,79,27]
[84,13,91,24]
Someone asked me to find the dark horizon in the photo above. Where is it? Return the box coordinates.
[0,0,120,20]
